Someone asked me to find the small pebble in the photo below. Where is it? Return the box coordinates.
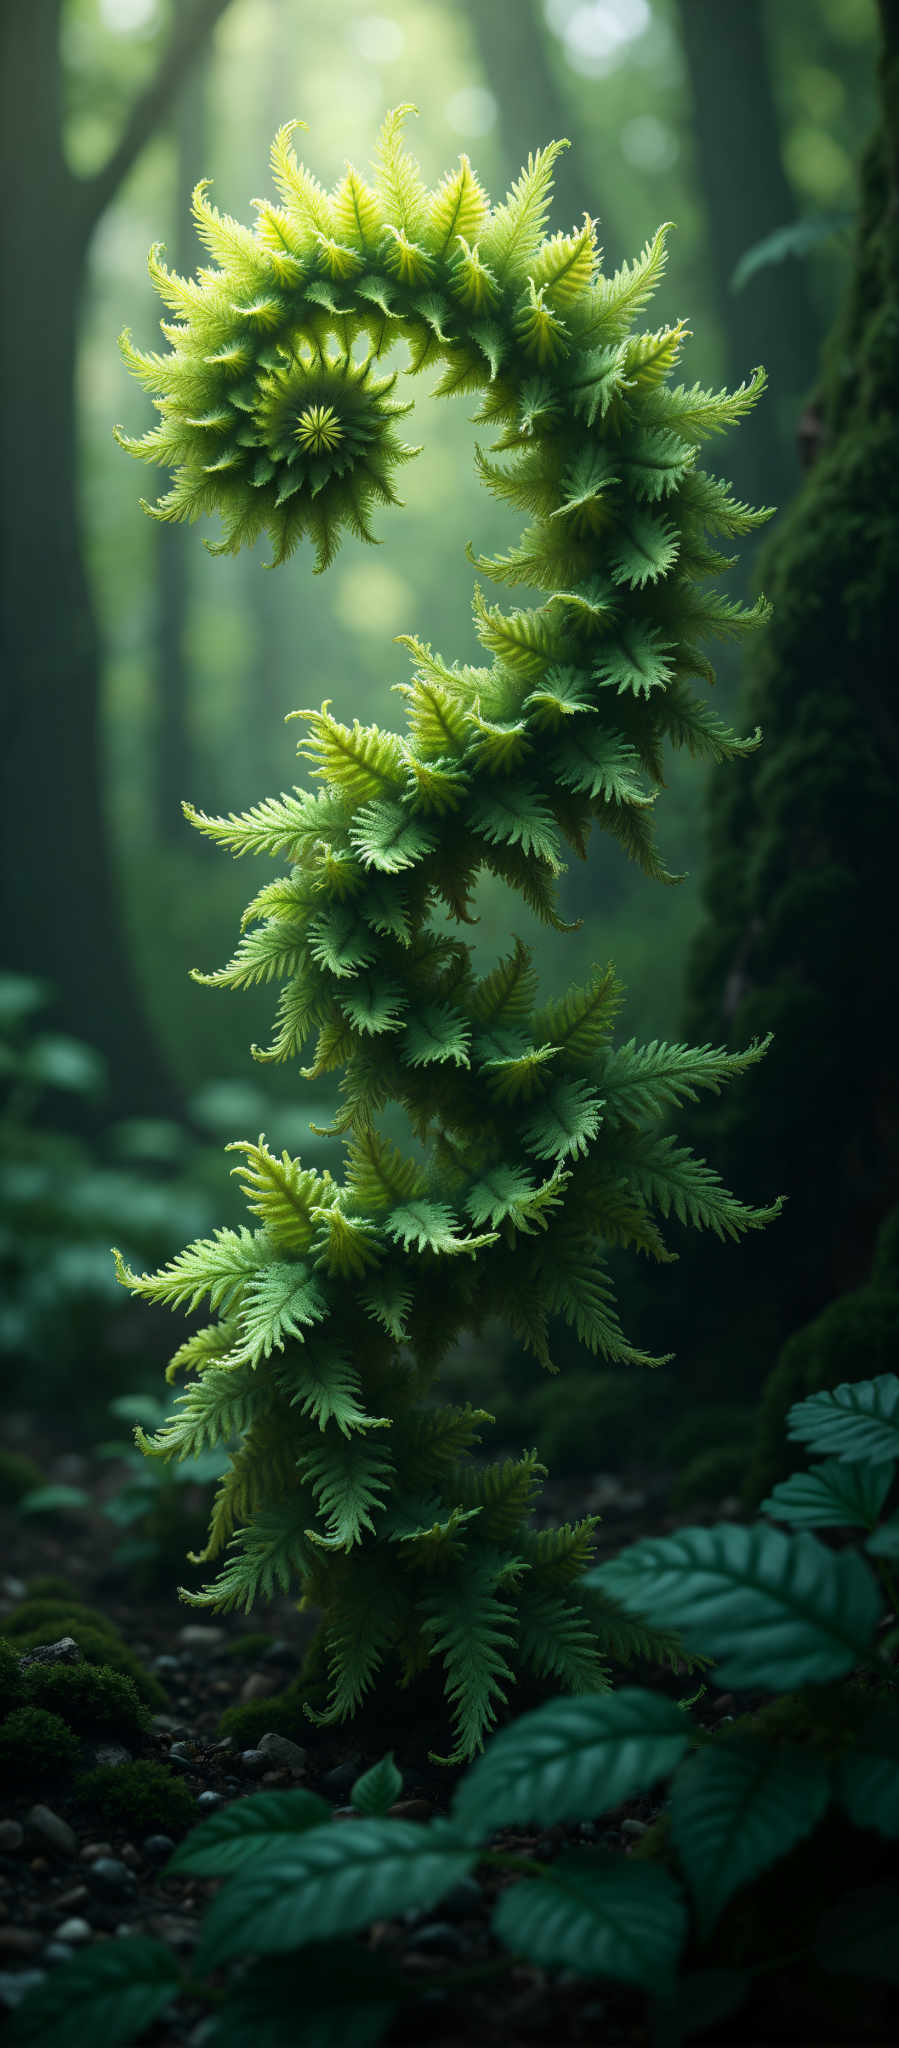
[240,1750,267,1777]
[0,1823,24,1853]
[86,1743,131,1770]
[319,1759,359,1798]
[1,1576,27,1601]
[195,1792,222,1814]
[621,1818,648,1838]
[80,1844,113,1862]
[142,1836,175,1864]
[86,1859,138,1899]
[0,1927,41,1958]
[239,1673,280,1704]
[42,1942,76,1966]
[168,1742,201,1772]
[26,1807,77,1859]
[176,1626,226,1651]
[152,1654,181,1675]
[261,1640,294,1665]
[55,1918,92,1945]
[404,1920,469,1957]
[120,1845,140,1869]
[0,1967,46,2011]
[56,1886,88,1910]
[257,1733,307,1771]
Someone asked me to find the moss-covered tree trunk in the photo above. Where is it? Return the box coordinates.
[638,0,899,1403]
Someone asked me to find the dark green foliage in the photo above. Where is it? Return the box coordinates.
[0,1706,81,1789]
[485,1360,673,1474]
[73,1759,196,1835]
[21,1662,151,1741]
[648,116,899,1408]
[220,1631,274,1662]
[742,1278,899,1511]
[3,1599,167,1709]
[668,1442,747,1509]
[24,1576,82,1600]
[13,1372,899,2048]
[661,1401,758,1470]
[216,1676,314,1751]
[0,1449,45,1506]
[0,1638,24,1716]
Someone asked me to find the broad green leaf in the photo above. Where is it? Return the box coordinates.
[584,1522,884,1690]
[18,1486,90,1515]
[834,1703,899,1839]
[759,1457,894,1531]
[451,1689,691,1834]
[166,1789,332,1876]
[350,1751,403,1816]
[814,1884,899,1987]
[785,1375,899,1467]
[8,1938,179,2048]
[491,1849,687,1992]
[194,1819,476,1970]
[668,1736,831,1939]
[868,1513,899,1559]
[205,1944,407,2048]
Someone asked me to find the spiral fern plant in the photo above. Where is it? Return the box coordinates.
[114,110,783,1767]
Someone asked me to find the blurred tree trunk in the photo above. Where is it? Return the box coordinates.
[153,66,209,844]
[672,0,825,523]
[625,0,899,1407]
[458,0,604,236]
[0,0,233,1125]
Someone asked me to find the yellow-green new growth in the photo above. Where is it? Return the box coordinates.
[115,109,783,1766]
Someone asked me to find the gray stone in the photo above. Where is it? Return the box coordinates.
[86,1743,131,1770]
[55,1918,91,1945]
[404,1920,470,1957]
[86,1858,137,1898]
[319,1758,360,1798]
[26,1806,77,1858]
[0,1968,46,2011]
[257,1733,307,1771]
[42,1943,76,1966]
[16,1638,82,1670]
[176,1625,226,1651]
[151,1654,180,1674]
[239,1750,266,1776]
[0,1821,24,1852]
[621,1816,649,1837]
[195,1791,222,1814]
[142,1835,175,1862]
[1,1576,27,1601]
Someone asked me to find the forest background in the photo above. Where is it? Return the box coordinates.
[1,0,892,1496]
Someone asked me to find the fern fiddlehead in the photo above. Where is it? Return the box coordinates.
[115,109,783,1766]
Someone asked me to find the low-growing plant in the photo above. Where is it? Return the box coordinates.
[2,1598,167,1710]
[112,109,784,1769]
[9,1372,899,2046]
[0,1707,82,1792]
[72,1759,197,1837]
[20,1662,151,1742]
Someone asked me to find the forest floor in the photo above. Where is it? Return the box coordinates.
[0,1415,894,2048]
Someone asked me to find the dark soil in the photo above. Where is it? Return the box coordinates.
[1,1415,895,2048]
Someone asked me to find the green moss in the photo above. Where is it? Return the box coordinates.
[668,1444,747,1510]
[0,1706,81,1790]
[21,1661,151,1740]
[0,1640,24,1716]
[2,1598,121,1640]
[74,1758,195,1835]
[24,1576,82,1601]
[216,1675,315,1750]
[643,116,899,1410]
[661,1403,757,1470]
[0,1449,45,1506]
[221,1632,275,1662]
[4,1601,167,1709]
